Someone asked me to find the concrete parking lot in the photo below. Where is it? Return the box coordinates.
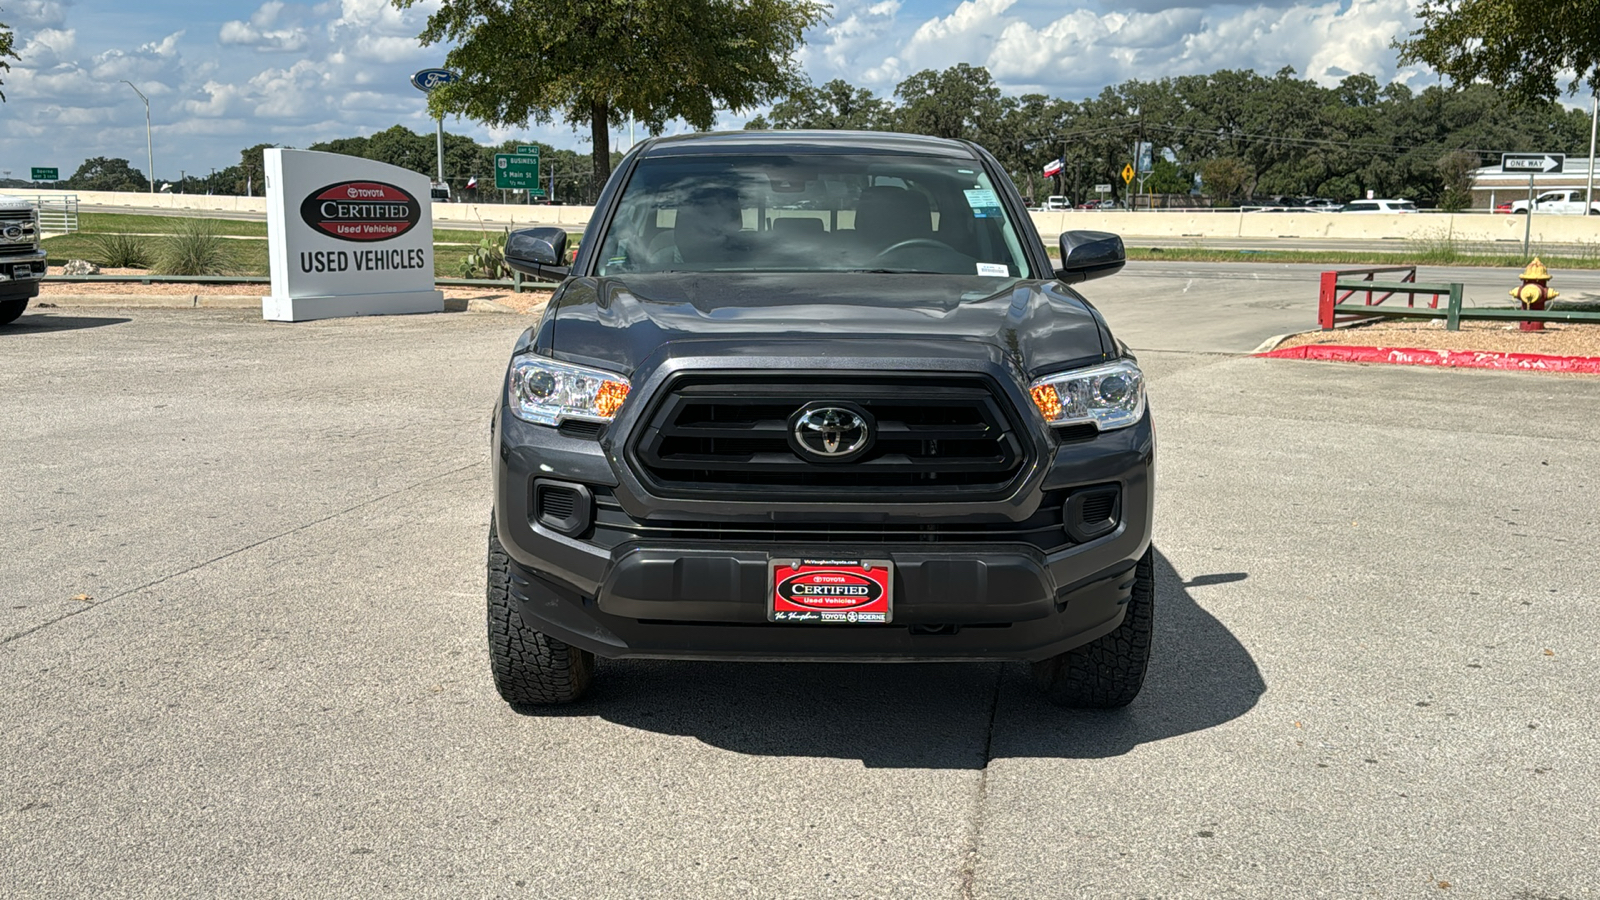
[3,274,1598,898]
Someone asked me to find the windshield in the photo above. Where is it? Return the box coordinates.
[593,153,1033,278]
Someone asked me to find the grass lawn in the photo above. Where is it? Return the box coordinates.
[46,216,522,278]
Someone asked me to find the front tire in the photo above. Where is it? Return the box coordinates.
[0,298,27,325]
[1031,546,1155,708]
[487,519,595,706]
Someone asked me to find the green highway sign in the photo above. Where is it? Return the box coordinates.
[31,167,59,181]
[495,150,544,193]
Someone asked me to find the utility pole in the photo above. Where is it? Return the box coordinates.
[1587,90,1598,212]
[120,80,154,193]
[436,117,445,186]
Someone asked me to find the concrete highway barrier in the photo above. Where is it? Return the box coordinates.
[8,189,1600,244]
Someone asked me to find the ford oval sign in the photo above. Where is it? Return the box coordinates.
[299,181,422,242]
[410,68,459,92]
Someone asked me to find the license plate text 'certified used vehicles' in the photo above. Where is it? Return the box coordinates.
[485,129,1156,711]
[770,559,893,624]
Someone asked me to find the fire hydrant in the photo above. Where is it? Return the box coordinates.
[1510,258,1558,332]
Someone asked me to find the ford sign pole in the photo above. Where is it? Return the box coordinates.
[411,69,460,193]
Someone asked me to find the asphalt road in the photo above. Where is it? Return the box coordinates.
[3,291,1599,898]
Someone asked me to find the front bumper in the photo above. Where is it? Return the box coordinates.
[492,402,1155,663]
[0,249,47,296]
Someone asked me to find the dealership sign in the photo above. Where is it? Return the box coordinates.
[262,149,443,322]
[410,68,458,92]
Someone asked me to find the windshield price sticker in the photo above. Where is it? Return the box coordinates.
[770,559,893,624]
[976,263,1010,277]
[963,188,1003,219]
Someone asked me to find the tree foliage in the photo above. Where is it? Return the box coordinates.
[0,10,16,102]
[751,64,1592,206]
[1398,0,1600,101]
[397,0,826,189]
[65,157,151,193]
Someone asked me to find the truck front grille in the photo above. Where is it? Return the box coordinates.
[631,375,1030,501]
[0,210,39,257]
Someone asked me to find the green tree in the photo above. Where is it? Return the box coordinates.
[748,78,891,131]
[398,0,826,191]
[1201,157,1254,206]
[893,64,1005,141]
[1144,159,1191,195]
[1399,0,1600,101]
[65,157,151,192]
[236,143,279,196]
[1436,150,1480,211]
[0,11,15,102]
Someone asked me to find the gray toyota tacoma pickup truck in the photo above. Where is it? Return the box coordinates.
[0,195,47,325]
[489,131,1154,708]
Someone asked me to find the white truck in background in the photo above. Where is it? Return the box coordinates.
[1509,189,1600,215]
[0,194,47,325]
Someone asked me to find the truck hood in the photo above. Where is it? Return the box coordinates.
[545,273,1109,378]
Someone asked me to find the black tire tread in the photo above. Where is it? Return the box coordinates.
[487,520,594,705]
[0,299,28,326]
[1031,546,1155,709]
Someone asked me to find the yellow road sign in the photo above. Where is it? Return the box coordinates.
[1121,163,1135,185]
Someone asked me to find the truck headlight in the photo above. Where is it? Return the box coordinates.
[507,356,630,426]
[1028,360,1145,431]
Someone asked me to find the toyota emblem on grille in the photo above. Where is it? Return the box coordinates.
[790,404,874,462]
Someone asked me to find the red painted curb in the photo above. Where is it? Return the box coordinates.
[1260,344,1600,374]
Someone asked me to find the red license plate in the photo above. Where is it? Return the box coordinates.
[769,558,893,624]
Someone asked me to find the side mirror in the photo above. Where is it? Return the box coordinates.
[506,227,570,279]
[1055,230,1125,284]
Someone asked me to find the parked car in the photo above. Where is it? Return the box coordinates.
[1078,199,1117,210]
[1508,190,1600,215]
[1042,195,1073,211]
[1341,199,1418,213]
[0,194,46,325]
[488,130,1154,709]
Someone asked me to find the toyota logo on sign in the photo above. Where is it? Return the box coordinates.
[789,403,874,462]
[299,181,422,242]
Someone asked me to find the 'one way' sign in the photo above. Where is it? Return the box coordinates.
[1501,153,1565,174]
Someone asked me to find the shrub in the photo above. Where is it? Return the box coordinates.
[91,232,152,269]
[155,218,235,276]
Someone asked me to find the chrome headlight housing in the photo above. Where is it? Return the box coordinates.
[507,355,630,426]
[1028,360,1145,431]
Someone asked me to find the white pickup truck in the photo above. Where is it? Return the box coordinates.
[0,194,48,325]
[1509,189,1600,215]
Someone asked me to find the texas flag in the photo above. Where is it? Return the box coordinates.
[1042,158,1064,177]
[466,175,478,189]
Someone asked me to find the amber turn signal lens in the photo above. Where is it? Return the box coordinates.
[595,381,630,418]
[1030,383,1063,421]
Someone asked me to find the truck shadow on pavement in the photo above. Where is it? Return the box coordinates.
[7,313,132,334]
[534,550,1264,768]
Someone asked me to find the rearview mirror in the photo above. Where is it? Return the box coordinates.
[505,227,570,279]
[1055,230,1125,284]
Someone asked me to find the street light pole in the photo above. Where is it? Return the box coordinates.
[120,81,154,193]
[1586,89,1597,212]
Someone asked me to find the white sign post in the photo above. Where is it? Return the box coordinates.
[262,148,444,322]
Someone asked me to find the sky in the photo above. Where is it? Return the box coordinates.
[0,0,1435,183]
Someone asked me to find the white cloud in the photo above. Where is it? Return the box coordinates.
[4,0,72,29]
[0,0,1442,182]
